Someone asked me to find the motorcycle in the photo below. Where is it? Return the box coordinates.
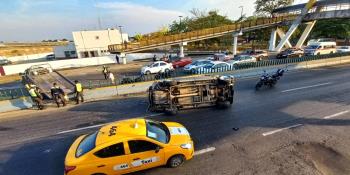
[255,69,285,90]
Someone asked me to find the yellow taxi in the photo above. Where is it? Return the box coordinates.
[64,119,194,175]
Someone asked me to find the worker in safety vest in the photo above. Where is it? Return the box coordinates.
[51,83,66,108]
[29,85,44,110]
[74,80,84,104]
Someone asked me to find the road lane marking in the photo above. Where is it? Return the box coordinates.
[57,124,106,134]
[194,147,216,156]
[56,113,163,135]
[281,82,332,93]
[262,124,303,136]
[323,110,349,119]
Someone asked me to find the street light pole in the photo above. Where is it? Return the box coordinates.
[118,25,124,46]
[239,6,244,35]
[178,15,183,33]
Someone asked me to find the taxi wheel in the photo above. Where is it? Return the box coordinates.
[92,173,106,175]
[167,155,185,168]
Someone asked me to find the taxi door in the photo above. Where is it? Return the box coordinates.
[126,139,165,172]
[90,142,133,175]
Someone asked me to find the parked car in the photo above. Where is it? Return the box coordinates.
[209,53,231,62]
[196,61,231,74]
[46,54,56,60]
[276,48,304,59]
[170,56,192,68]
[240,49,268,61]
[0,58,12,66]
[337,46,350,53]
[304,42,337,56]
[141,61,174,75]
[184,60,213,73]
[228,55,257,66]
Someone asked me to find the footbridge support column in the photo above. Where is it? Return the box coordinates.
[296,21,316,48]
[120,53,127,64]
[269,28,277,52]
[233,33,239,57]
[179,42,187,57]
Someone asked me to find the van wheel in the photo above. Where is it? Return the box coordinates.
[167,155,185,168]
[317,52,321,56]
[216,101,230,109]
[165,106,178,115]
[330,51,334,54]
[145,71,151,75]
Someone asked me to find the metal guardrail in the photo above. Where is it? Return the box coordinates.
[109,15,298,53]
[82,52,350,89]
[0,88,29,101]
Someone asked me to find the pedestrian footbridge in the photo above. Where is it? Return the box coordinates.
[108,0,350,54]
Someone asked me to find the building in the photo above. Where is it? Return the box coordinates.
[73,29,128,58]
[53,42,77,59]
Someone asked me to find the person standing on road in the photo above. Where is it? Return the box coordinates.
[115,54,120,64]
[74,80,84,104]
[108,72,115,84]
[29,85,44,110]
[102,66,109,80]
[153,54,157,62]
[51,83,66,108]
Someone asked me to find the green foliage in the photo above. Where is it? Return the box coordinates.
[255,0,294,16]
[169,9,232,34]
[310,19,350,39]
[134,33,143,41]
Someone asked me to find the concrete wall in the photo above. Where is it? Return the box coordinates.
[0,97,33,112]
[3,55,117,75]
[5,52,53,62]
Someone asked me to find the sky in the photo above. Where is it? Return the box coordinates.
[0,0,308,42]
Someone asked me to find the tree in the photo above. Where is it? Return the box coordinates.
[134,33,143,41]
[310,19,350,40]
[255,0,294,16]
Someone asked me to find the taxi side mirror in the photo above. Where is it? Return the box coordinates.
[155,146,161,153]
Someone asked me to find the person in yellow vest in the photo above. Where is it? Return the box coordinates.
[29,85,44,110]
[74,80,84,104]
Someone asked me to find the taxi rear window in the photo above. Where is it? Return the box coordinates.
[76,132,98,158]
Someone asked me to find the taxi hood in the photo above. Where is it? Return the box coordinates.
[163,122,192,145]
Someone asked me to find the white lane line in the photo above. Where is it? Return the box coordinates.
[56,113,163,135]
[281,82,332,93]
[323,110,349,119]
[194,147,216,156]
[262,124,303,136]
[57,124,106,134]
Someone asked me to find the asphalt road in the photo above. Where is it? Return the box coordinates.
[1,64,350,175]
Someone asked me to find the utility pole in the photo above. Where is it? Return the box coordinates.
[118,25,124,46]
[93,0,102,29]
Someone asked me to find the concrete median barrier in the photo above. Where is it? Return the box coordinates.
[0,97,33,113]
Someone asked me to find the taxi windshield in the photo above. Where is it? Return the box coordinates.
[146,120,170,144]
[76,132,98,158]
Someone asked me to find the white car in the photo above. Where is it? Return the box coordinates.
[228,55,257,66]
[184,60,213,73]
[141,61,174,75]
[337,46,350,53]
